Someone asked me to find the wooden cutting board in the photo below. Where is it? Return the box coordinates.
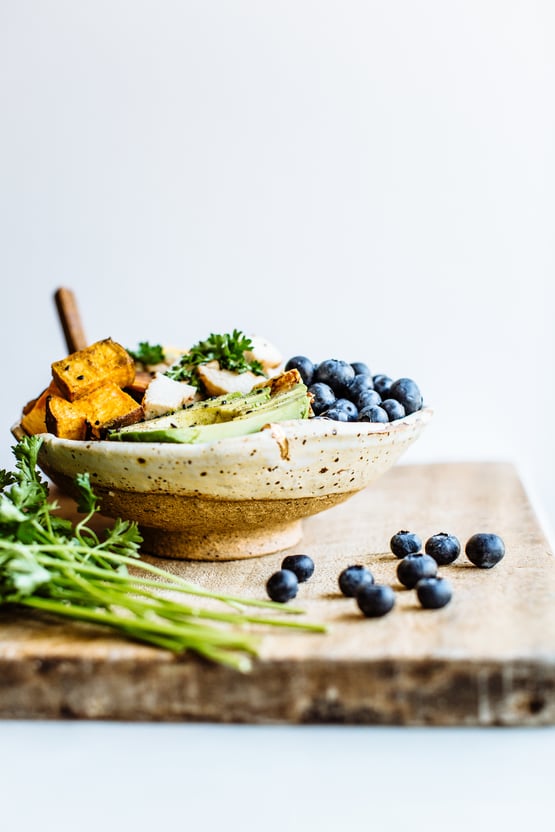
[1,462,554,725]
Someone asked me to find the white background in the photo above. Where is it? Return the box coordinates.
[1,2,554,829]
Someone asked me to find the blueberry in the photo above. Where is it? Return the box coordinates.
[281,554,315,582]
[308,382,336,415]
[327,398,358,422]
[356,584,396,617]
[284,355,314,386]
[388,378,423,415]
[380,398,406,421]
[346,373,375,403]
[359,405,389,423]
[338,564,374,597]
[356,389,382,411]
[266,569,299,603]
[465,533,505,569]
[416,577,452,609]
[321,407,350,422]
[425,533,461,565]
[390,530,422,558]
[373,374,393,397]
[396,554,438,589]
[351,362,372,376]
[314,359,356,395]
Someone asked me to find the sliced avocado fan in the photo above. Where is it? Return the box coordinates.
[109,380,310,444]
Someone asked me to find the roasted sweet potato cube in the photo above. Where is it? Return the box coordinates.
[45,383,143,440]
[21,381,63,436]
[45,395,88,440]
[51,338,135,402]
[125,370,153,403]
[84,384,144,439]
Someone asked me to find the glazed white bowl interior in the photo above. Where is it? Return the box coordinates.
[35,407,433,560]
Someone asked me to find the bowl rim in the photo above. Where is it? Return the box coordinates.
[12,406,433,458]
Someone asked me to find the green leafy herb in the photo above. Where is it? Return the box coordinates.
[166,329,265,384]
[0,437,325,671]
[127,341,165,365]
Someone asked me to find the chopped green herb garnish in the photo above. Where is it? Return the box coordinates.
[127,341,165,365]
[0,436,325,671]
[166,329,265,384]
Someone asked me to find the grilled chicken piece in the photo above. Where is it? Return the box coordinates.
[244,336,282,374]
[142,373,197,420]
[196,362,263,397]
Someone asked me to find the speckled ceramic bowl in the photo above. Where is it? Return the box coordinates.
[14,409,432,560]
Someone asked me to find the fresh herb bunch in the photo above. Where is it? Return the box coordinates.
[127,341,166,365]
[0,437,324,671]
[166,329,265,385]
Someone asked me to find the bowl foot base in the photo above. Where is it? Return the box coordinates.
[139,520,304,561]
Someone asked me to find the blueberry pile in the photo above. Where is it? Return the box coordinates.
[285,355,423,424]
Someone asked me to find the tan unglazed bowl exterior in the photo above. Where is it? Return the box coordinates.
[18,408,432,561]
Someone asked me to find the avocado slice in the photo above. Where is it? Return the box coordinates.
[108,383,309,444]
[114,385,273,435]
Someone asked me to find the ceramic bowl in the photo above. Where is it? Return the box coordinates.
[13,408,432,560]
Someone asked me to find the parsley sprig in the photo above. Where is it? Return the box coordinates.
[127,341,165,365]
[166,329,265,384]
[0,437,324,671]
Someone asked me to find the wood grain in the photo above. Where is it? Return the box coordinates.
[1,462,554,725]
[54,287,88,353]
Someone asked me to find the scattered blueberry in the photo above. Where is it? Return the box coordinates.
[390,530,422,558]
[338,564,374,597]
[284,355,314,386]
[356,584,396,617]
[425,533,461,566]
[281,554,315,583]
[359,405,389,423]
[351,362,372,376]
[373,374,393,397]
[388,378,423,415]
[314,359,356,394]
[416,577,452,609]
[308,382,336,415]
[465,533,505,569]
[266,569,299,603]
[397,554,438,589]
[380,398,406,421]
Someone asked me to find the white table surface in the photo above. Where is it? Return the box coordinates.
[2,721,554,830]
